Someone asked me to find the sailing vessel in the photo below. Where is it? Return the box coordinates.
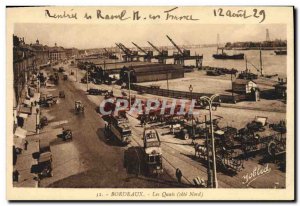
[213,34,244,60]
[213,48,245,60]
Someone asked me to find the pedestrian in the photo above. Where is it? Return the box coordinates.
[13,170,19,182]
[176,168,182,184]
[24,140,29,151]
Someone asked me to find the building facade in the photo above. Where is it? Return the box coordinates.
[30,39,50,66]
[49,43,66,62]
[64,48,79,59]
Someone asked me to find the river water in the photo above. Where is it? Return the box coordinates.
[93,46,287,78]
[165,47,287,78]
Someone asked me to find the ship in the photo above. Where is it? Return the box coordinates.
[274,50,287,55]
[213,48,244,60]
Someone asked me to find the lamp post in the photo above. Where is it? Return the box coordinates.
[125,69,134,109]
[200,94,219,188]
[204,115,212,188]
[166,69,169,96]
[36,107,40,134]
[189,85,195,144]
[76,63,78,82]
[86,65,89,91]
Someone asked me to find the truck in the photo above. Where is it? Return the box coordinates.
[105,115,132,145]
[143,128,163,176]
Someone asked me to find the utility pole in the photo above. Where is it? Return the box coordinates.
[36,107,40,134]
[76,65,78,82]
[86,66,89,91]
[259,49,263,76]
[200,94,219,188]
[189,85,195,144]
[166,69,169,96]
[245,56,248,74]
[205,115,212,188]
[125,69,133,109]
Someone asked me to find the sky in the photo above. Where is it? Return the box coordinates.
[14,23,286,49]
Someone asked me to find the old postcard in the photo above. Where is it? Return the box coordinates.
[6,6,294,200]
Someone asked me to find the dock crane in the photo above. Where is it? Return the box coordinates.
[166,35,203,67]
[132,42,153,62]
[115,43,138,62]
[147,41,169,64]
[103,48,118,60]
[166,35,190,57]
[115,43,130,62]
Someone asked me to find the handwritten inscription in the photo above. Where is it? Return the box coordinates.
[45,7,199,21]
[44,7,266,23]
[213,8,266,23]
[45,9,77,19]
[242,164,271,186]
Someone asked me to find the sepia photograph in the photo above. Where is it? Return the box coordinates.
[6,6,294,201]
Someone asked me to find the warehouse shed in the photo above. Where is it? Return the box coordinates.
[120,64,184,83]
[232,79,258,94]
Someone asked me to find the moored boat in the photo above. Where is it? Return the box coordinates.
[213,48,244,60]
[274,50,287,55]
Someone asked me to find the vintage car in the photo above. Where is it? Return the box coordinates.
[39,94,57,107]
[75,100,84,114]
[39,116,48,128]
[61,129,72,141]
[38,152,53,178]
[87,88,103,95]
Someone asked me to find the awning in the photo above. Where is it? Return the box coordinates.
[14,127,27,139]
[38,152,52,163]
[23,99,32,106]
[18,113,28,119]
[19,106,32,115]
[13,137,24,149]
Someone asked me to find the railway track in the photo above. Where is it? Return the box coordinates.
[128,118,255,188]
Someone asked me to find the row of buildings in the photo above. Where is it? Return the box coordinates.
[13,35,79,103]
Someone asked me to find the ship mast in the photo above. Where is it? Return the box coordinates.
[259,49,263,76]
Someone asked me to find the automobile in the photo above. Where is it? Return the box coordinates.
[39,139,51,154]
[87,88,102,95]
[39,94,57,107]
[246,116,268,132]
[37,152,53,178]
[61,129,72,141]
[39,116,48,128]
[75,100,84,114]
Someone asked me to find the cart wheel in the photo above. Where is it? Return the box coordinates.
[268,141,277,156]
[184,132,189,140]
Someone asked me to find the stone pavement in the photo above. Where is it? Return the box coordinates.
[13,100,40,187]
